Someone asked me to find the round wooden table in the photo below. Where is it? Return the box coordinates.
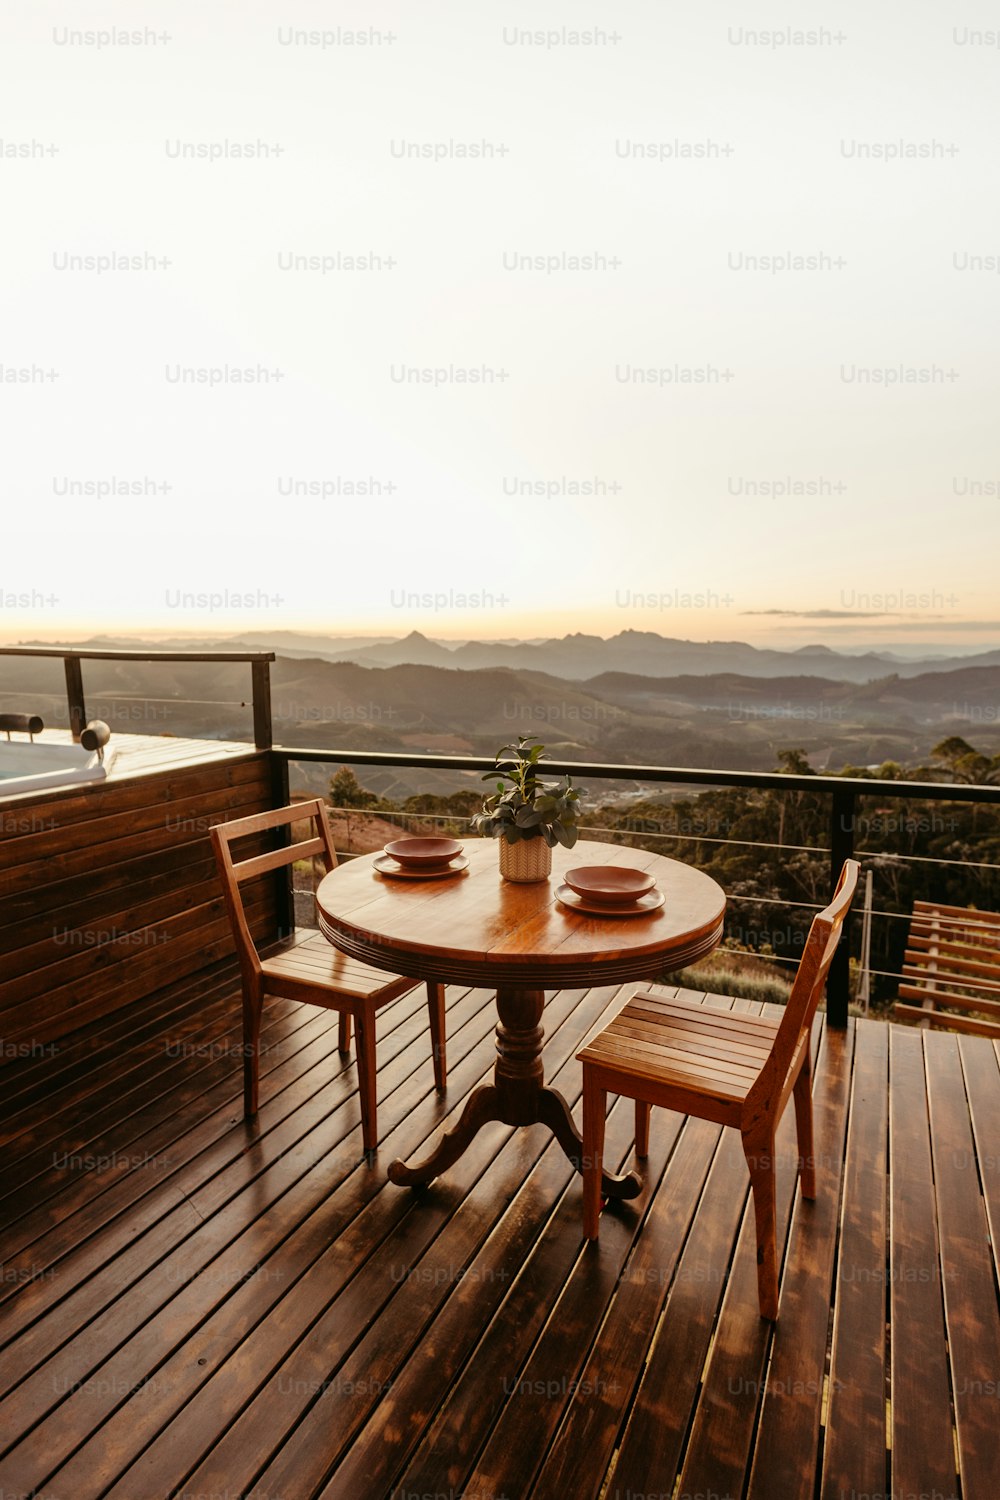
[316,838,725,1196]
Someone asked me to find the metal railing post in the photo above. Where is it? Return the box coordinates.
[251,659,273,751]
[269,750,294,940]
[64,656,86,741]
[827,786,856,1026]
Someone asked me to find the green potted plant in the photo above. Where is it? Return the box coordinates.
[472,735,581,882]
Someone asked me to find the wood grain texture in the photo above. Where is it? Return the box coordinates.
[316,838,726,988]
[1,746,275,1050]
[899,898,1000,1038]
[0,965,997,1500]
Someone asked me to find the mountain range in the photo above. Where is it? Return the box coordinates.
[18,629,1000,684]
[234,628,1000,681]
[2,645,997,800]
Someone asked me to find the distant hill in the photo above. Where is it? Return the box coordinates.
[222,628,1000,684]
[10,629,999,684]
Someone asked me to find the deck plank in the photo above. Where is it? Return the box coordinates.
[926,1031,1000,1500]
[533,994,746,1500]
[744,1022,855,1500]
[959,1033,1000,1288]
[584,1022,755,1495]
[821,1017,889,1500]
[107,985,626,1498]
[887,1027,959,1500]
[0,986,481,1375]
[1,969,998,1500]
[676,1015,825,1500]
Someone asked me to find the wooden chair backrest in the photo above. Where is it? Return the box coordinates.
[744,859,859,1122]
[210,799,337,982]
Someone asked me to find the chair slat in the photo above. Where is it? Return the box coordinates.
[604,1013,771,1069]
[628,992,781,1039]
[581,1031,761,1089]
[234,836,327,882]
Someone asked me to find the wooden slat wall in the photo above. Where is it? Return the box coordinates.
[0,751,277,1052]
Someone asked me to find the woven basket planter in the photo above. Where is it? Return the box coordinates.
[498,835,553,884]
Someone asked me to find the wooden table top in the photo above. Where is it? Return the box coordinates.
[316,839,726,988]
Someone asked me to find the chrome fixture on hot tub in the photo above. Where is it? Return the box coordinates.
[0,713,45,741]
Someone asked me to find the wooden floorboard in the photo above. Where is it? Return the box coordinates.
[745,1021,855,1500]
[887,1026,956,1500]
[822,1017,889,1500]
[1,969,997,1500]
[926,1032,1000,1500]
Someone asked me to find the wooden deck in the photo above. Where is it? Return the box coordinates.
[1,961,998,1500]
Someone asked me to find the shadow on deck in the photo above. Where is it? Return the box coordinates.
[1,963,998,1500]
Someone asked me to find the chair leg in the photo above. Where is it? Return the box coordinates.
[743,1131,779,1321]
[242,987,263,1119]
[635,1100,652,1159]
[792,1047,816,1199]
[354,1011,378,1158]
[426,981,447,1090]
[582,1068,607,1240]
[338,1012,352,1055]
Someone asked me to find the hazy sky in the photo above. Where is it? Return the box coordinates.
[2,1,998,650]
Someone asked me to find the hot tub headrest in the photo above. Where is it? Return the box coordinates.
[80,720,111,753]
[0,713,44,737]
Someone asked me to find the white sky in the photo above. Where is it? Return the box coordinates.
[1,0,998,649]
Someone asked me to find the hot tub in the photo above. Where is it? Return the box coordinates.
[0,739,117,797]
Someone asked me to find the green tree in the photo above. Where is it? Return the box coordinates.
[929,736,1000,785]
[328,767,380,810]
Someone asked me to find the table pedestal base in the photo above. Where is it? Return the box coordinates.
[387,984,641,1201]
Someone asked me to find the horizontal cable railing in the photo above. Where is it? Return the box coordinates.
[281,745,1000,1027]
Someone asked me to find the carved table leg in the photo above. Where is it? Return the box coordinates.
[387,983,638,1197]
[387,1085,500,1187]
[536,1087,641,1200]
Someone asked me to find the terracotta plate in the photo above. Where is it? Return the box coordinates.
[374,853,470,880]
[383,836,464,868]
[564,864,656,903]
[556,884,665,918]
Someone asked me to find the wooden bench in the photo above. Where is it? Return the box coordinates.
[894,898,1000,1037]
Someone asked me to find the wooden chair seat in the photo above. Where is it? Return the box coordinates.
[262,933,413,1005]
[579,993,779,1112]
[579,860,859,1321]
[211,799,446,1154]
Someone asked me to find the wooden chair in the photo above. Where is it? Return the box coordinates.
[894,899,1000,1038]
[211,800,447,1153]
[578,859,859,1320]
